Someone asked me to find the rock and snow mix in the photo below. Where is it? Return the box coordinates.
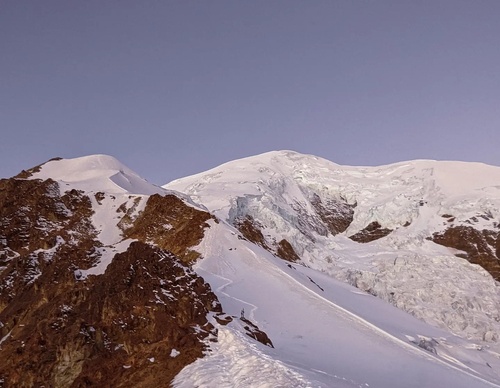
[166,150,500,345]
[3,152,500,387]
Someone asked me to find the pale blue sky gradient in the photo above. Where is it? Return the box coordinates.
[1,1,499,184]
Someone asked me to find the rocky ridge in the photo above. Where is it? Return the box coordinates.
[0,157,268,387]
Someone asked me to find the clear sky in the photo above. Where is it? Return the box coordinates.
[1,1,499,185]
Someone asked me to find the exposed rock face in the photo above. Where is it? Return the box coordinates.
[124,194,215,264]
[0,178,96,256]
[0,178,99,313]
[432,226,500,280]
[276,239,300,262]
[0,176,225,387]
[309,194,355,235]
[349,221,393,243]
[0,242,221,387]
[234,217,300,262]
[234,215,269,249]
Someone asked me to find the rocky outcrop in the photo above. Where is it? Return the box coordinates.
[276,239,300,262]
[124,194,215,264]
[234,217,300,262]
[431,226,500,280]
[0,178,96,256]
[234,215,269,249]
[0,176,224,387]
[0,242,221,387]
[349,221,393,243]
[309,194,355,235]
[240,317,274,348]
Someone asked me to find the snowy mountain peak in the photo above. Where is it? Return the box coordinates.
[166,150,500,346]
[28,154,165,195]
[165,150,500,232]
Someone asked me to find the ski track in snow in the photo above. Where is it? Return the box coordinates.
[213,271,257,322]
[197,226,259,321]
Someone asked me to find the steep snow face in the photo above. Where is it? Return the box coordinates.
[165,150,500,343]
[31,154,165,195]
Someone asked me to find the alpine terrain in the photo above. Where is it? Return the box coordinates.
[1,150,500,387]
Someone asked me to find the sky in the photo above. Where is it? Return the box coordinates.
[1,1,500,185]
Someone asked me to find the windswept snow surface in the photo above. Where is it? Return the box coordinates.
[165,151,500,343]
[174,222,500,388]
[31,154,165,195]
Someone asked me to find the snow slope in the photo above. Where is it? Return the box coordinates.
[174,221,500,387]
[165,150,500,343]
[31,154,165,195]
[165,151,500,242]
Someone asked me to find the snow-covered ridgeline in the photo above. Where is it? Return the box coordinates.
[24,154,211,276]
[166,150,500,234]
[30,154,165,196]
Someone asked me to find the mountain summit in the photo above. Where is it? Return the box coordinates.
[1,152,500,387]
[166,151,500,340]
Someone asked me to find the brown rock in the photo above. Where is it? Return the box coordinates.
[349,221,393,243]
[124,194,215,264]
[0,241,222,387]
[276,239,300,262]
[310,194,355,235]
[240,317,274,348]
[234,215,269,249]
[431,226,500,280]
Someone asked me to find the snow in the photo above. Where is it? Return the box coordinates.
[165,150,500,343]
[165,151,500,235]
[174,222,500,387]
[31,154,165,195]
[170,349,180,358]
[174,327,314,388]
[0,330,13,347]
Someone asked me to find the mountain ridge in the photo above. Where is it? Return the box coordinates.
[165,150,500,342]
[1,151,500,387]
